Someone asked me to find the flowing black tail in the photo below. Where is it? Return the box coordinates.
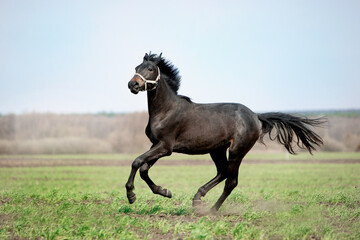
[258,112,326,154]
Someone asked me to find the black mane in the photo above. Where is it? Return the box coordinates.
[145,53,182,94]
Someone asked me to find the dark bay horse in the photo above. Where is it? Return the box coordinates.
[126,52,325,212]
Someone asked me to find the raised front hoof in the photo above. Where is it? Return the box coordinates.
[127,192,136,204]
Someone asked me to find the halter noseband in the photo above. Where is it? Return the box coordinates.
[134,67,161,91]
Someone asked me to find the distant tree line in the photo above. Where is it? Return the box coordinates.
[0,112,359,154]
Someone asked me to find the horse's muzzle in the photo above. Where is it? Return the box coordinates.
[128,81,140,94]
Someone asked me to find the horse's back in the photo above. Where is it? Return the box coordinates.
[193,102,260,132]
[172,102,261,154]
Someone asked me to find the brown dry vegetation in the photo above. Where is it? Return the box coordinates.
[0,112,359,154]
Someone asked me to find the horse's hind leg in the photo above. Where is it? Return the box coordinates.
[210,130,259,212]
[139,159,172,198]
[193,147,228,207]
[210,157,241,212]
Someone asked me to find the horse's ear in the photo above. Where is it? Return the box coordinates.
[143,53,149,62]
[155,53,162,64]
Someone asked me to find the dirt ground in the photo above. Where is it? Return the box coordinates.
[1,158,359,167]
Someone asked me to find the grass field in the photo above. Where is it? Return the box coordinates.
[1,153,359,239]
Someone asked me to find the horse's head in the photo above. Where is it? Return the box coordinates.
[128,52,162,94]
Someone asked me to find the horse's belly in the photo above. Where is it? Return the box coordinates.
[173,129,231,154]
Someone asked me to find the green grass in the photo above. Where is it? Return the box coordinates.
[1,163,359,239]
[1,151,360,161]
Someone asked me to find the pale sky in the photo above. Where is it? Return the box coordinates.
[1,0,359,114]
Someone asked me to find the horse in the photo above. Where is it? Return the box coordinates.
[126,52,325,212]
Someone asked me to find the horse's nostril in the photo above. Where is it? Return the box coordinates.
[128,81,137,89]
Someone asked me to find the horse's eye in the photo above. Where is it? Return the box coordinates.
[148,68,153,72]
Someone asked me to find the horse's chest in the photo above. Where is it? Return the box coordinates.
[145,121,165,143]
[145,124,155,143]
[146,116,177,142]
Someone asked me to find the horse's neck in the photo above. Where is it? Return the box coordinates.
[147,77,177,117]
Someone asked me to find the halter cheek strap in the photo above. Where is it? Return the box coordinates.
[134,67,161,91]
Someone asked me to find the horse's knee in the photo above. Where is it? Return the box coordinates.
[131,158,143,169]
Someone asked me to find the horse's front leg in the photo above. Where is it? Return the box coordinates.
[125,142,171,204]
[139,160,172,198]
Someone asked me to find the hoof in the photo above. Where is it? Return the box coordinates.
[155,186,172,198]
[192,199,202,207]
[192,201,210,216]
[158,188,172,198]
[127,192,136,204]
[210,205,219,213]
[164,189,172,198]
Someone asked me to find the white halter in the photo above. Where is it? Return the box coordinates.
[134,67,161,91]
